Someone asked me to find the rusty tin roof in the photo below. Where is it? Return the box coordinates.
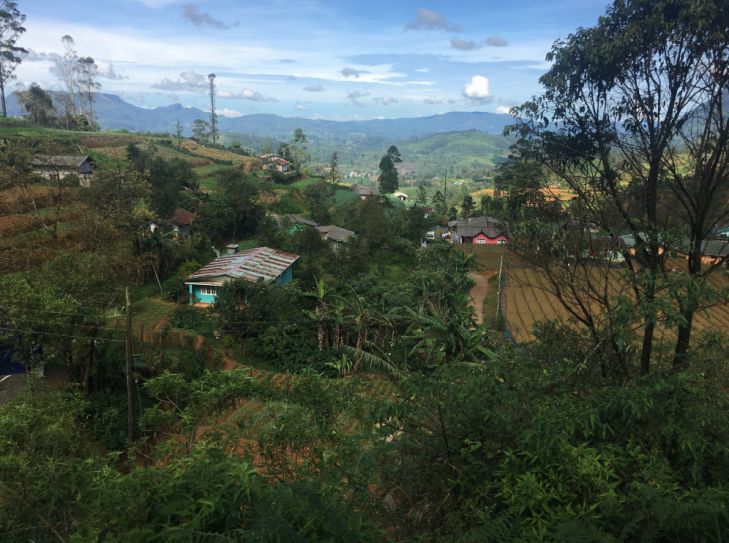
[186,247,299,284]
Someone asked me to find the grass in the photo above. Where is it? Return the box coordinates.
[286,176,325,189]
[108,296,176,337]
[334,189,359,205]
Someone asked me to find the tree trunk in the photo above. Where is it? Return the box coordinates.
[0,79,6,118]
[639,268,657,376]
[673,244,702,369]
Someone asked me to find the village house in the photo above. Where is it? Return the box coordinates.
[700,239,729,267]
[316,224,355,247]
[169,207,195,238]
[261,155,291,172]
[354,184,377,200]
[450,216,509,245]
[283,214,318,228]
[31,155,96,187]
[185,246,299,306]
[393,191,410,202]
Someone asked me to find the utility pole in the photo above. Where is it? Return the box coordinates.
[125,287,134,447]
[208,73,217,145]
[443,167,448,216]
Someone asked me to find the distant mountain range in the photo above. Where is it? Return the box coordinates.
[6,92,512,141]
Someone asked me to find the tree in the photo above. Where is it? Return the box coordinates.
[289,128,310,173]
[494,144,547,223]
[460,195,475,218]
[0,0,26,117]
[378,145,401,194]
[15,83,55,125]
[327,151,341,186]
[416,185,427,206]
[77,56,100,127]
[191,118,209,143]
[175,118,182,149]
[511,0,729,374]
[431,190,445,215]
[198,169,264,240]
[55,35,79,124]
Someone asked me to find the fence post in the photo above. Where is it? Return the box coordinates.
[495,255,504,320]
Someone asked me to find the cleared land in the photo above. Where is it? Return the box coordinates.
[502,259,729,343]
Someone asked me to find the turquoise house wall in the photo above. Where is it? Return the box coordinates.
[189,284,219,304]
[277,266,294,285]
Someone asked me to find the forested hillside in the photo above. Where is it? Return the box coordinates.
[2,0,729,541]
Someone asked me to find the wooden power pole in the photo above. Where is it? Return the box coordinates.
[125,287,134,446]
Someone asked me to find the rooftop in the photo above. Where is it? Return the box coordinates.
[284,214,318,227]
[702,239,729,257]
[355,185,377,196]
[170,207,195,226]
[457,226,506,239]
[317,224,355,243]
[31,155,94,168]
[186,247,299,284]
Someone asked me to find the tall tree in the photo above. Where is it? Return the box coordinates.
[289,128,310,173]
[327,151,340,186]
[511,0,729,374]
[0,1,26,117]
[191,118,209,143]
[56,35,80,123]
[175,118,182,149]
[416,185,427,206]
[378,145,401,194]
[15,82,55,125]
[460,195,475,218]
[77,56,100,127]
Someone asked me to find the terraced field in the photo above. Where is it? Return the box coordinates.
[502,260,729,343]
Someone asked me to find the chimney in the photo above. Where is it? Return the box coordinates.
[226,243,240,255]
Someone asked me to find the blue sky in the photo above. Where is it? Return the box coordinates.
[15,0,609,120]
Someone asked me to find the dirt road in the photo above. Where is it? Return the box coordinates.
[469,270,496,325]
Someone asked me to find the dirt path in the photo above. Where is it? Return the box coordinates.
[469,270,496,325]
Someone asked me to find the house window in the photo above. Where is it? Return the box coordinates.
[476,238,487,245]
[200,286,217,296]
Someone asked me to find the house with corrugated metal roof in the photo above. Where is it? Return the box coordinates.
[185,246,299,305]
[701,239,729,267]
[31,155,96,187]
[449,216,509,245]
[316,224,355,246]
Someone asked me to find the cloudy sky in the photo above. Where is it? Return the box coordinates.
[15,0,609,120]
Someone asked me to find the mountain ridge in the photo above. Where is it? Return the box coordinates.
[5,92,513,140]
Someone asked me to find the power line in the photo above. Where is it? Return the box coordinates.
[0,325,124,343]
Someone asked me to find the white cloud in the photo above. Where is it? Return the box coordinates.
[221,88,278,102]
[463,75,490,101]
[218,107,242,117]
[495,105,511,114]
[152,71,207,92]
